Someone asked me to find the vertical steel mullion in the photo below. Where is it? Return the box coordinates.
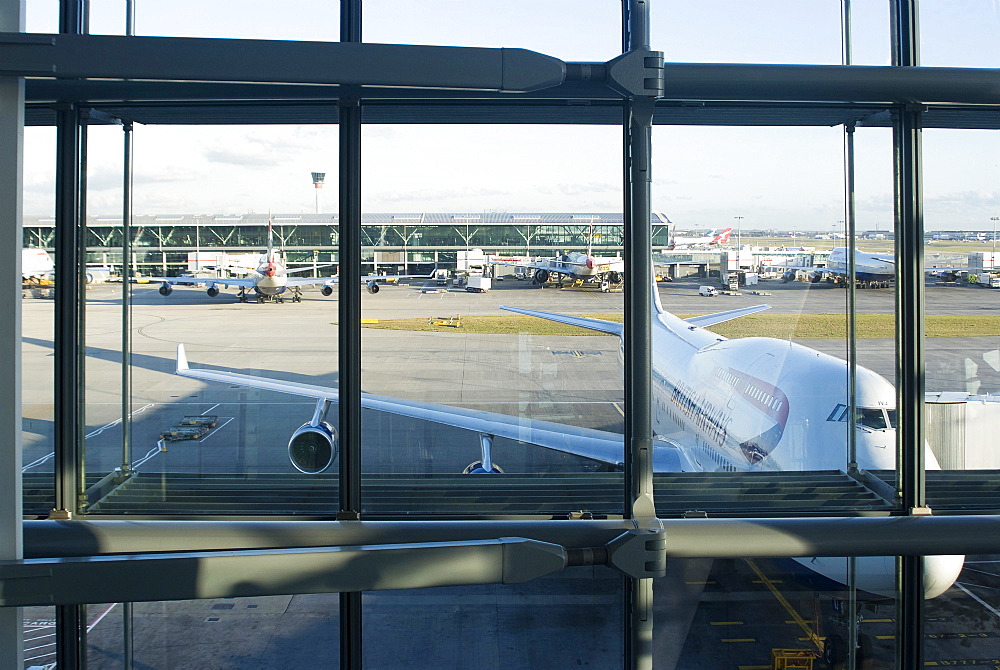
[623,3,655,669]
[339,3,363,669]
[891,1,925,669]
[0,0,25,665]
[55,2,89,666]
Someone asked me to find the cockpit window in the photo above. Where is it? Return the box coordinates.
[858,408,889,430]
[828,405,896,430]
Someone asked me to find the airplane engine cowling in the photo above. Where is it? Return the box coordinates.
[606,271,622,284]
[206,286,219,298]
[533,269,549,284]
[158,283,173,296]
[462,460,504,475]
[288,421,339,474]
[321,285,334,296]
[367,281,380,294]
[808,272,822,283]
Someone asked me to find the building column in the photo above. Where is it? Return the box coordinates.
[0,0,25,665]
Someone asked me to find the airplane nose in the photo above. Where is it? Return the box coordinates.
[923,554,965,599]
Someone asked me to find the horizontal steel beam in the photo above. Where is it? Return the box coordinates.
[0,33,567,92]
[23,515,1000,559]
[0,537,568,607]
[4,33,999,104]
[662,62,1000,105]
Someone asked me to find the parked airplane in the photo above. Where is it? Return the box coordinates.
[777,247,895,288]
[492,251,625,290]
[669,227,733,249]
[22,248,54,281]
[173,271,964,612]
[149,223,337,303]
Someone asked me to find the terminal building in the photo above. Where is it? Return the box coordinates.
[5,1,1000,669]
[22,212,672,276]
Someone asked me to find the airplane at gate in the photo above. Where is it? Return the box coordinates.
[150,222,336,303]
[174,273,964,602]
[776,247,895,288]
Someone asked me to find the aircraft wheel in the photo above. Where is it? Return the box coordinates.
[823,633,846,670]
[257,295,265,303]
[857,634,874,670]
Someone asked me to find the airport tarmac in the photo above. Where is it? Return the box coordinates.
[17,274,1000,669]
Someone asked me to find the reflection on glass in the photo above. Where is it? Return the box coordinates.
[83,597,338,667]
[655,557,897,669]
[365,574,623,667]
[359,126,625,515]
[925,553,1000,666]
[22,606,56,669]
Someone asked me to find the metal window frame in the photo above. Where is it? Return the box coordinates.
[1,0,996,668]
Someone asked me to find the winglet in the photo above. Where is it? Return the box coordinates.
[176,343,189,372]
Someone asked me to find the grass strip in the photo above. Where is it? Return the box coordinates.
[360,313,1000,339]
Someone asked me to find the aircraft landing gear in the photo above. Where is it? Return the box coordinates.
[238,288,250,303]
[823,632,873,670]
[291,288,303,303]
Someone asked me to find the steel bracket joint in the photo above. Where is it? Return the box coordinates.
[605,48,664,98]
[605,528,666,579]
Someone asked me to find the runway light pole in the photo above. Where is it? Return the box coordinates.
[311,172,326,214]
[991,216,999,264]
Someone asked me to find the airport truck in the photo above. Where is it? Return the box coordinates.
[465,275,492,293]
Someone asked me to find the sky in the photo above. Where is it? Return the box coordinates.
[19,0,1000,231]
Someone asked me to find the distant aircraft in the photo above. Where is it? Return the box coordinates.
[491,251,625,291]
[149,221,342,303]
[490,222,625,290]
[669,227,733,249]
[776,247,895,288]
[174,272,963,612]
[22,249,54,282]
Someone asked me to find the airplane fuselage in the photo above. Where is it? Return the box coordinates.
[648,311,900,474]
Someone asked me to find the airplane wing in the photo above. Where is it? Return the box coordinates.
[498,305,623,336]
[145,276,257,288]
[684,305,771,328]
[284,276,338,287]
[175,344,698,472]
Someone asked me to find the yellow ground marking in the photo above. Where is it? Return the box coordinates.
[745,558,825,652]
[711,621,745,626]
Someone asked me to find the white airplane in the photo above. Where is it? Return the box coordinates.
[776,247,895,288]
[669,227,733,249]
[22,248,54,281]
[491,251,625,290]
[173,274,964,605]
[151,223,340,303]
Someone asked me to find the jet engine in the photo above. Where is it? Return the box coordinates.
[462,460,504,475]
[606,271,622,284]
[158,283,173,296]
[206,286,219,298]
[808,271,822,283]
[366,281,380,294]
[321,285,334,296]
[288,421,339,474]
[533,269,549,284]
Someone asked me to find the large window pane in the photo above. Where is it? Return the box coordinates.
[920,0,1000,67]
[363,0,620,61]
[650,125,898,513]
[360,125,625,515]
[365,573,623,667]
[922,129,1000,511]
[654,556,899,669]
[85,597,339,667]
